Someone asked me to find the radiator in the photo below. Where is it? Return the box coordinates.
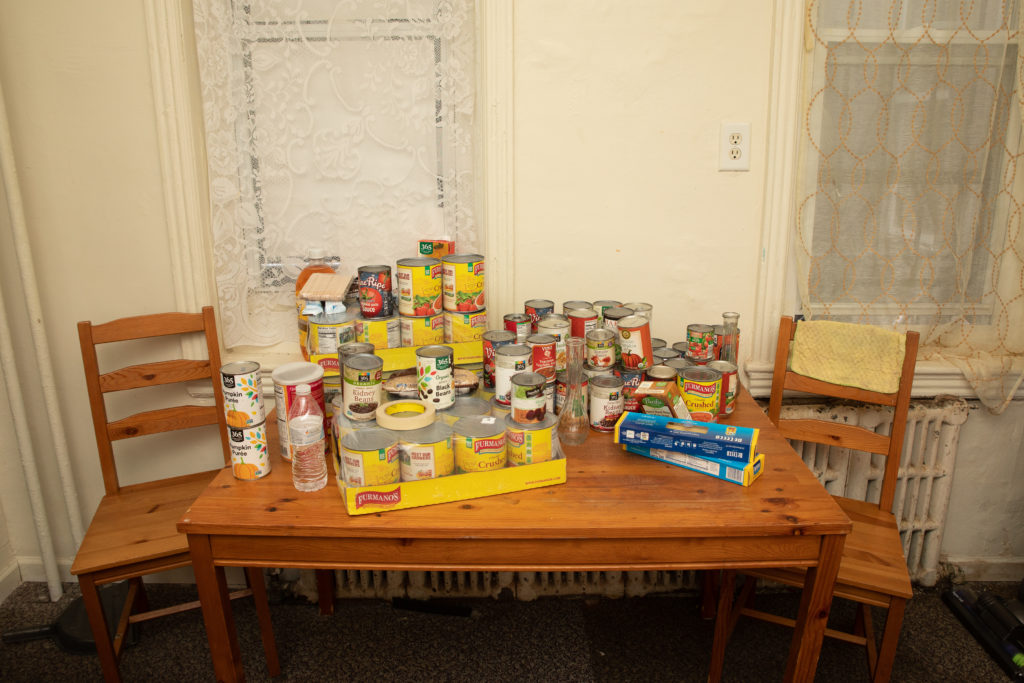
[289,398,967,602]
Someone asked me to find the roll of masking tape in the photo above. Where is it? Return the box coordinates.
[375,400,436,430]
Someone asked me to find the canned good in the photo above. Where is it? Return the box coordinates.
[713,324,725,361]
[651,338,667,350]
[645,364,678,382]
[583,364,615,379]
[356,314,400,350]
[438,396,491,427]
[510,371,548,424]
[482,330,516,389]
[544,380,556,415]
[308,312,357,356]
[539,313,569,323]
[338,342,376,366]
[398,422,454,481]
[339,428,400,487]
[221,361,264,428]
[358,265,393,318]
[442,254,485,313]
[568,307,599,338]
[664,357,695,375]
[685,353,711,366]
[342,353,384,421]
[228,420,270,480]
[589,375,625,432]
[399,313,445,347]
[653,347,682,364]
[323,374,342,422]
[490,396,511,420]
[503,313,532,343]
[524,299,554,332]
[687,323,716,361]
[555,371,588,415]
[707,360,738,415]
[396,257,442,317]
[418,239,454,258]
[623,302,653,322]
[505,414,557,465]
[671,341,689,356]
[494,344,532,406]
[536,317,571,371]
[443,309,487,342]
[272,361,325,462]
[416,344,455,409]
[526,333,557,381]
[681,366,722,422]
[585,328,616,368]
[562,300,593,314]
[617,315,654,371]
[601,306,634,363]
[453,416,507,472]
[591,300,622,323]
[616,366,643,412]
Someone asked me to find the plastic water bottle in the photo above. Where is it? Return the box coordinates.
[288,383,328,492]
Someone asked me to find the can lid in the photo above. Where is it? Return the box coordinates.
[525,299,554,307]
[646,365,677,381]
[442,253,484,264]
[526,333,556,345]
[707,360,738,373]
[344,353,383,371]
[341,427,398,452]
[682,366,722,381]
[496,343,532,357]
[617,315,649,329]
[439,396,490,420]
[271,361,325,384]
[511,371,546,387]
[567,307,597,318]
[400,422,453,444]
[602,306,635,320]
[221,361,261,375]
[416,344,454,360]
[397,257,440,267]
[482,330,516,343]
[453,415,505,438]
[591,375,625,389]
[651,338,666,349]
[562,300,592,310]
[358,264,391,273]
[586,328,615,341]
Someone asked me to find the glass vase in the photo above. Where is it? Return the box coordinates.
[558,337,589,447]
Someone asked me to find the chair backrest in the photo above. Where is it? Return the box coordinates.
[77,306,229,495]
[767,316,919,511]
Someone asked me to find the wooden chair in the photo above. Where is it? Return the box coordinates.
[710,316,919,682]
[71,307,279,682]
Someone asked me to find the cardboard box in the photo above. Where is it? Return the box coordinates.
[375,341,483,372]
[613,412,759,464]
[634,380,690,419]
[624,444,764,487]
[418,239,455,258]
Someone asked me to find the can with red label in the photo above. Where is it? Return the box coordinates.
[617,315,654,372]
[271,361,325,462]
[687,323,716,361]
[615,366,643,412]
[681,366,722,423]
[526,333,557,381]
[357,265,393,318]
[568,307,598,338]
[503,313,532,343]
[524,299,554,332]
[482,330,516,389]
[707,360,737,415]
[536,317,570,372]
[589,375,624,432]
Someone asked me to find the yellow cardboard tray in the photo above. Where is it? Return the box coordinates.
[311,340,483,376]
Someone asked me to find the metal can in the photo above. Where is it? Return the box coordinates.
[617,315,654,371]
[396,257,442,317]
[228,420,271,480]
[526,333,557,381]
[536,317,571,372]
[438,396,491,427]
[399,313,445,347]
[357,265,393,318]
[591,300,622,324]
[685,353,711,367]
[601,306,634,363]
[653,347,682,364]
[585,328,616,368]
[713,324,725,361]
[308,313,357,356]
[489,396,511,420]
[416,344,455,410]
[503,313,532,343]
[398,422,454,481]
[442,253,485,313]
[338,341,376,367]
[671,341,689,356]
[272,361,325,462]
[339,428,400,487]
[505,414,557,465]
[221,361,264,429]
[664,357,695,376]
[356,314,401,350]
[453,416,507,473]
[651,338,667,350]
[589,375,625,432]
[623,302,653,323]
[443,309,487,342]
[645,364,678,382]
[562,300,593,314]
[510,371,548,424]
[555,371,588,415]
[687,323,716,361]
[584,364,615,380]
[707,360,738,415]
[482,330,516,389]
[494,344,532,406]
[616,366,643,412]
[681,366,722,422]
[524,298,554,332]
[568,307,599,338]
[342,353,384,421]
[539,313,569,323]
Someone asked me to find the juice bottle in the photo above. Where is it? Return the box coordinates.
[296,247,336,360]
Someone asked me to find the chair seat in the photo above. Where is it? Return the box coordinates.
[71,469,220,577]
[746,495,913,606]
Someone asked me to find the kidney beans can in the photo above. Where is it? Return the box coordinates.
[526,333,557,381]
[357,265,393,318]
[342,353,384,421]
[442,253,485,313]
[356,314,400,350]
[272,361,325,462]
[397,422,454,481]
[589,375,625,432]
[503,313,532,343]
[536,317,571,372]
[453,416,507,472]
[443,309,487,343]
[555,371,588,416]
[340,428,400,487]
[681,366,722,422]
[396,257,442,317]
[399,313,445,347]
[687,323,716,361]
[510,371,548,424]
[416,344,455,409]
[505,414,557,465]
[221,361,264,429]
[707,360,738,415]
[568,307,599,338]
[494,344,532,406]
[524,299,554,332]
[617,315,654,371]
[228,419,271,480]
[482,330,516,389]
[585,328,616,368]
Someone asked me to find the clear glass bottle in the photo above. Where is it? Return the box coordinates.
[288,383,328,492]
[721,312,740,364]
[557,337,589,447]
[296,247,336,360]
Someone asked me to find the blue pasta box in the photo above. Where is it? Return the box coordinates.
[613,412,759,464]
[623,444,765,487]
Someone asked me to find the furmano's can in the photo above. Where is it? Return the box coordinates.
[503,313,532,343]
[228,420,271,480]
[707,360,738,415]
[681,366,722,422]
[510,371,548,424]
[585,328,616,368]
[568,307,599,338]
[687,323,716,361]
[396,257,442,317]
[505,414,557,465]
[221,361,264,429]
[494,344,532,406]
[416,344,455,409]
[617,315,654,371]
[340,428,400,487]
[398,422,454,481]
[524,299,554,332]
[272,361,325,462]
[399,313,445,347]
[356,314,400,350]
[342,353,383,421]
[308,313,356,356]
[453,416,507,473]
[526,333,557,381]
[442,254,485,312]
[443,309,487,342]
[357,265,393,318]
[589,375,625,432]
[482,330,516,389]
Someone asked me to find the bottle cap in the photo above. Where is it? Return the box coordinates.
[307,246,326,259]
[296,383,311,395]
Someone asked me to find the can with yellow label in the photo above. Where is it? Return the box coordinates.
[504,414,556,466]
[453,416,506,473]
[442,253,485,313]
[355,314,400,350]
[339,428,400,487]
[398,423,454,481]
[444,309,487,343]
[400,313,445,347]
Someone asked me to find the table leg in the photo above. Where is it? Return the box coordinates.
[189,534,244,682]
[316,569,336,615]
[783,533,845,682]
[707,570,735,683]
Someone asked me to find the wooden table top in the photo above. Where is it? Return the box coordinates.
[179,388,850,544]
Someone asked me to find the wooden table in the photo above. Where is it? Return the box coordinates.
[180,389,849,681]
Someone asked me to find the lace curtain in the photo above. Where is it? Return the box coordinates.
[192,0,477,349]
[796,0,1024,413]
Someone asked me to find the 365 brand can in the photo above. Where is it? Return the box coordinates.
[505,414,557,465]
[357,265,393,318]
[707,360,738,415]
[228,420,271,480]
[617,315,654,371]
[399,313,445,347]
[524,299,554,332]
[494,344,532,406]
[342,353,383,421]
[482,330,516,389]
[510,371,548,424]
[568,307,599,338]
[416,344,455,409]
[536,317,571,372]
[526,333,557,381]
[442,254,485,312]
[453,416,507,472]
[340,428,400,487]
[681,366,722,422]
[687,323,716,361]
[398,422,454,481]
[356,314,400,350]
[396,257,442,316]
[272,361,325,462]
[589,375,625,432]
[221,361,264,428]
[443,309,487,342]
[585,328,616,368]
[503,313,532,343]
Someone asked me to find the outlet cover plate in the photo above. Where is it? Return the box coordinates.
[719,122,751,171]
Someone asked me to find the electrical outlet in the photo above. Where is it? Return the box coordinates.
[719,122,750,171]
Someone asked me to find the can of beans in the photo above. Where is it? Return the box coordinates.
[680,366,722,422]
[555,371,588,415]
[707,360,738,415]
[396,257,442,316]
[687,323,716,361]
[357,265,393,318]
[526,333,557,381]
[339,428,400,487]
[228,420,271,480]
[653,347,682,364]
[342,353,384,421]
[562,300,593,314]
[616,366,643,412]
[482,330,516,388]
[536,317,570,372]
[399,313,445,347]
[444,309,487,343]
[416,344,455,409]
[442,254,485,312]
[591,300,622,324]
[510,371,548,424]
[589,375,625,432]
[494,344,532,406]
[398,422,454,481]
[505,414,557,465]
[524,299,554,332]
[617,315,654,371]
[356,314,400,350]
[221,361,264,429]
[453,416,507,473]
[585,328,616,368]
[503,313,532,343]
[272,361,325,462]
[623,302,653,323]
[568,307,599,338]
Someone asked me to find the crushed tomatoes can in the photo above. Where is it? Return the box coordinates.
[444,309,487,342]
[399,313,444,347]
[340,428,400,487]
[687,323,716,361]
[442,254,485,312]
[505,414,557,465]
[453,416,507,472]
[681,366,722,422]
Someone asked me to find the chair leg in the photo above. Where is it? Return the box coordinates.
[245,567,280,677]
[78,576,122,683]
[871,598,906,683]
[708,570,736,683]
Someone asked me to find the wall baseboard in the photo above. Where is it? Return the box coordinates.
[942,556,1024,583]
[0,559,21,604]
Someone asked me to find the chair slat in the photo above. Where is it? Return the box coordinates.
[107,405,221,441]
[89,311,206,344]
[777,418,891,455]
[99,359,213,392]
[784,371,898,406]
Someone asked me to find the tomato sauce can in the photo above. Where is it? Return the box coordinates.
[615,366,643,412]
[399,313,445,347]
[416,344,455,410]
[585,328,616,368]
[453,416,507,473]
[524,299,554,332]
[687,323,716,361]
[482,330,516,388]
[494,344,532,406]
[707,360,738,415]
[357,265,393,318]
[526,333,557,381]
[272,361,325,462]
[536,317,570,371]
[589,375,625,432]
[555,370,588,415]
[342,353,384,421]
[221,361,264,429]
[510,371,548,424]
[443,309,487,343]
[356,314,400,350]
[617,315,654,371]
[505,414,557,465]
[396,257,442,317]
[601,306,634,363]
[681,366,722,422]
[568,307,599,338]
[228,419,271,480]
[398,422,454,481]
[442,254,485,312]
[339,428,400,487]
[503,313,532,343]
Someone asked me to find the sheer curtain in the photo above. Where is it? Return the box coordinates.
[796,0,1024,412]
[192,0,477,349]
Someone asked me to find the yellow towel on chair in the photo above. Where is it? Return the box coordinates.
[790,321,906,394]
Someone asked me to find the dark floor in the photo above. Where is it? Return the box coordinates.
[0,578,1017,682]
